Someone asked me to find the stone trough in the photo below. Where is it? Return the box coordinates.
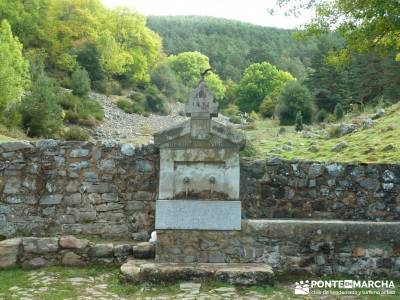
[120,260,274,286]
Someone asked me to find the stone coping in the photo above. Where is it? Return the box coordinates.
[243,219,400,242]
[247,219,400,225]
[120,260,274,285]
[0,235,155,269]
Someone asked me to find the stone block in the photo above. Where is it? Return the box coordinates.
[132,242,155,259]
[115,244,133,258]
[132,191,154,201]
[121,144,135,156]
[62,252,85,266]
[0,238,21,268]
[1,141,33,152]
[40,194,63,205]
[59,236,89,250]
[155,200,241,230]
[22,237,59,254]
[69,148,90,158]
[89,243,114,257]
[22,257,47,269]
[4,178,21,194]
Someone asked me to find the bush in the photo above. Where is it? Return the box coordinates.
[93,80,122,96]
[117,99,145,114]
[223,104,240,118]
[20,75,63,137]
[316,109,328,123]
[229,115,242,124]
[295,111,303,131]
[144,86,170,115]
[59,94,103,125]
[259,97,276,118]
[62,126,90,141]
[65,111,79,124]
[277,81,313,125]
[334,103,344,120]
[71,66,91,96]
[248,111,260,122]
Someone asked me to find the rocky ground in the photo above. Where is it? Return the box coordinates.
[89,92,187,144]
[89,92,231,144]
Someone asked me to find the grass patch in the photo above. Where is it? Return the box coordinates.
[244,103,400,163]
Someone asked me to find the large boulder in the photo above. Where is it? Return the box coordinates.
[59,236,89,250]
[0,238,21,268]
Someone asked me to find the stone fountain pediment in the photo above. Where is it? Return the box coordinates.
[154,120,246,150]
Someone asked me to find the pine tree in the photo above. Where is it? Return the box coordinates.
[295,111,303,131]
[334,103,344,120]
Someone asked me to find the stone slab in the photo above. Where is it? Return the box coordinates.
[155,200,241,230]
[120,260,274,285]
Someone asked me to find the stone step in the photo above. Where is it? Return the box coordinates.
[120,260,274,286]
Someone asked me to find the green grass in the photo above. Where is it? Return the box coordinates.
[0,134,16,143]
[1,267,399,299]
[244,103,400,163]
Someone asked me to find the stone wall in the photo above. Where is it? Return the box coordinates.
[0,140,158,240]
[2,140,400,240]
[241,158,400,220]
[157,220,400,277]
[0,235,155,269]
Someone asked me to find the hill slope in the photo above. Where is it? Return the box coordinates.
[245,104,400,163]
[147,16,317,81]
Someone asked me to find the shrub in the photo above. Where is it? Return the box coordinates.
[144,86,170,115]
[59,94,103,125]
[117,99,145,114]
[93,79,122,96]
[229,115,242,124]
[334,103,344,120]
[71,66,91,96]
[248,111,260,122]
[223,104,240,118]
[20,75,63,137]
[295,111,303,132]
[62,126,90,141]
[277,81,313,125]
[65,111,79,124]
[117,99,132,112]
[259,97,276,118]
[316,109,328,123]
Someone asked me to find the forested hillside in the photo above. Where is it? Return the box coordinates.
[0,1,399,152]
[147,16,315,82]
[149,15,400,120]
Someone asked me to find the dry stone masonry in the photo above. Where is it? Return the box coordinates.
[241,158,400,220]
[0,140,158,240]
[0,235,155,269]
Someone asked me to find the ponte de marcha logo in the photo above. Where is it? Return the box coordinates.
[293,280,396,296]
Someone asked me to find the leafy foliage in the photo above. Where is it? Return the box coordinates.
[334,103,344,120]
[277,81,314,125]
[278,0,400,60]
[147,16,313,81]
[20,75,63,137]
[295,111,303,131]
[236,62,294,112]
[0,20,30,113]
[71,67,91,96]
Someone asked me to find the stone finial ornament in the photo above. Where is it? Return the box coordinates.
[185,69,218,118]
